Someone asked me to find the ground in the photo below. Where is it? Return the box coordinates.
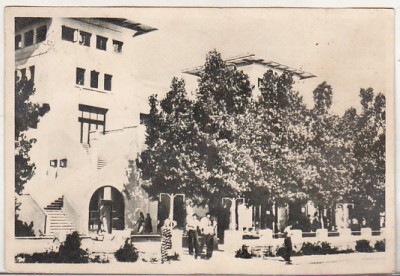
[126,250,389,274]
[12,237,392,274]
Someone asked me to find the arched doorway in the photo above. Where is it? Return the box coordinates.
[88,186,125,233]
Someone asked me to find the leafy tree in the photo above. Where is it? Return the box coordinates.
[247,70,310,205]
[348,89,385,214]
[15,74,49,236]
[140,51,255,205]
[15,75,49,195]
[306,82,349,207]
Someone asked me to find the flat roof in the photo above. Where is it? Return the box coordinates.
[15,17,157,37]
[182,54,316,80]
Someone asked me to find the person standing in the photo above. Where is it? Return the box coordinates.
[311,212,320,232]
[144,213,153,233]
[161,219,173,264]
[203,219,216,259]
[137,212,145,234]
[186,213,200,258]
[283,230,293,265]
[199,213,211,254]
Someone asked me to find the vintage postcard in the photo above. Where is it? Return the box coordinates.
[4,6,395,274]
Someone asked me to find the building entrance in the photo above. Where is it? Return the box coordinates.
[88,186,125,233]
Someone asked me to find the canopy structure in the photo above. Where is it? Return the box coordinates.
[182,53,316,80]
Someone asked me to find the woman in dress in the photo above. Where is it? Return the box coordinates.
[161,218,173,264]
[137,212,145,234]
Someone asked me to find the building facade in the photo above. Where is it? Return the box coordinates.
[16,17,158,236]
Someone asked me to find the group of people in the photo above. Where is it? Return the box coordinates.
[186,212,217,260]
[136,212,153,234]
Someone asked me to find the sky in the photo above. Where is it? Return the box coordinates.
[119,8,394,115]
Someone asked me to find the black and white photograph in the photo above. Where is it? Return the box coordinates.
[5,7,395,274]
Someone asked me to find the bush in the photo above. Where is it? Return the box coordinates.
[58,231,89,263]
[115,238,139,262]
[355,240,373,252]
[15,216,35,237]
[15,251,60,263]
[235,245,255,259]
[374,240,385,252]
[15,231,90,263]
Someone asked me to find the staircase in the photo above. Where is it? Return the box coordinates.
[44,196,77,235]
[97,157,107,170]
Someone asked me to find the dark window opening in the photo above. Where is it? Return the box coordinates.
[15,34,22,50]
[60,159,68,168]
[79,31,91,47]
[20,68,27,80]
[104,74,112,91]
[76,68,85,85]
[36,25,47,43]
[112,40,123,53]
[29,66,35,82]
[78,104,108,144]
[90,71,99,88]
[96,35,108,51]
[62,26,77,42]
[24,30,34,47]
[50,159,58,167]
[258,78,263,87]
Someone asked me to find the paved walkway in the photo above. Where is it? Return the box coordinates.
[108,248,389,274]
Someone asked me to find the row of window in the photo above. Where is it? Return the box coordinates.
[15,25,47,50]
[62,26,123,53]
[76,68,112,91]
[15,66,35,82]
[50,158,67,168]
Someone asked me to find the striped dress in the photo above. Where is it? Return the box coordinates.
[161,226,172,264]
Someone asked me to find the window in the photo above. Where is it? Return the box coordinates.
[79,31,91,47]
[20,68,26,80]
[62,26,77,42]
[96,35,107,51]
[112,40,123,53]
[90,71,99,88]
[15,34,22,50]
[60,159,68,168]
[76,68,85,85]
[258,78,263,87]
[50,159,58,167]
[24,30,34,47]
[29,66,35,81]
[36,25,47,43]
[78,104,108,144]
[104,74,112,91]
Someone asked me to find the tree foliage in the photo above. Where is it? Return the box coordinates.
[15,74,49,236]
[15,76,49,195]
[139,50,386,214]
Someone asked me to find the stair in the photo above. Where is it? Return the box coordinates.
[44,196,77,235]
[97,157,107,170]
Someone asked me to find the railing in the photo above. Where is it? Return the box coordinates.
[233,228,384,240]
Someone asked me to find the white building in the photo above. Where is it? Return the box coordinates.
[16,17,158,236]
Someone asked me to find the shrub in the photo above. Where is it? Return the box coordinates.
[301,242,321,255]
[15,216,35,237]
[15,251,60,263]
[115,238,139,262]
[235,245,255,259]
[355,240,373,252]
[58,231,89,263]
[374,240,385,252]
[15,231,92,263]
[89,254,110,263]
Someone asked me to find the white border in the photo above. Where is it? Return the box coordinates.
[0,0,399,273]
